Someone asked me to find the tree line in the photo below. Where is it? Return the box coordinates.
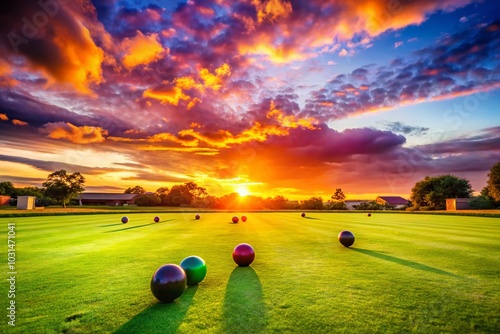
[1,162,499,210]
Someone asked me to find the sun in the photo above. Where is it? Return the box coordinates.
[236,185,251,197]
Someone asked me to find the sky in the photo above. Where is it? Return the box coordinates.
[0,0,499,200]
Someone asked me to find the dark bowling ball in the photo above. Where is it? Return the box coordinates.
[150,264,187,303]
[338,230,355,248]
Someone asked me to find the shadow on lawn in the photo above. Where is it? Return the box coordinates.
[114,285,198,334]
[351,248,461,278]
[304,216,320,220]
[223,266,267,333]
[98,223,124,227]
[105,220,175,233]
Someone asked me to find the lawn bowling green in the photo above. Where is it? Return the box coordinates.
[1,212,499,333]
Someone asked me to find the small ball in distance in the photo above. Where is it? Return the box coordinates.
[232,243,255,266]
[301,212,306,217]
[154,216,160,222]
[241,215,247,222]
[180,256,207,286]
[232,216,239,223]
[121,216,128,224]
[195,214,201,220]
[367,213,371,217]
[338,230,355,247]
[150,264,187,303]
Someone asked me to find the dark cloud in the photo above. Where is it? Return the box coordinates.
[304,21,500,121]
[0,175,46,185]
[0,154,122,175]
[415,126,500,155]
[122,171,190,183]
[382,121,429,135]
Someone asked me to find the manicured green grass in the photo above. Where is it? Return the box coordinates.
[0,213,499,333]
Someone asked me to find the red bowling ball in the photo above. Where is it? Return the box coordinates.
[195,214,201,220]
[232,243,255,267]
[154,216,160,222]
[232,216,239,223]
[241,215,247,222]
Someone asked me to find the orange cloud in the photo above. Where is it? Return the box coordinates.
[267,101,317,130]
[0,113,8,121]
[121,31,165,69]
[12,119,28,126]
[252,0,293,24]
[238,35,317,63]
[0,59,16,88]
[187,97,202,110]
[143,81,192,106]
[199,63,231,91]
[41,122,108,144]
[143,64,231,107]
[237,0,473,64]
[45,23,104,94]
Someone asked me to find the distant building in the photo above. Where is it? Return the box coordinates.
[345,200,370,210]
[17,196,36,210]
[0,196,10,206]
[78,193,139,206]
[375,196,409,209]
[446,198,471,211]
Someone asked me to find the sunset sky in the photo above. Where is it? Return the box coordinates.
[0,0,499,200]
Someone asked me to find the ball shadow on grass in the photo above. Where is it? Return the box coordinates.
[105,219,175,233]
[223,266,267,333]
[114,285,198,334]
[351,248,462,278]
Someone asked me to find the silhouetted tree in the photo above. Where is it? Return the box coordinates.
[124,186,146,194]
[155,187,170,205]
[42,170,85,208]
[486,162,500,201]
[410,174,472,210]
[301,197,324,210]
[331,188,346,202]
[0,181,16,196]
[134,194,161,206]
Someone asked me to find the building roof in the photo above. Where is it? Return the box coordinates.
[376,196,408,205]
[78,193,138,201]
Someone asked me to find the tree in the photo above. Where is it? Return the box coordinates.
[0,181,16,196]
[42,170,85,208]
[134,194,161,206]
[353,201,384,211]
[164,185,192,206]
[184,182,207,198]
[16,186,53,206]
[163,182,207,207]
[410,174,472,210]
[486,162,500,201]
[468,196,494,210]
[331,188,346,202]
[301,197,324,210]
[155,187,170,205]
[124,186,146,194]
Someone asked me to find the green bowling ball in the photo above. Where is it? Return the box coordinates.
[180,256,207,286]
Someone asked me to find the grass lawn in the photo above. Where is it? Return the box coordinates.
[0,212,499,333]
